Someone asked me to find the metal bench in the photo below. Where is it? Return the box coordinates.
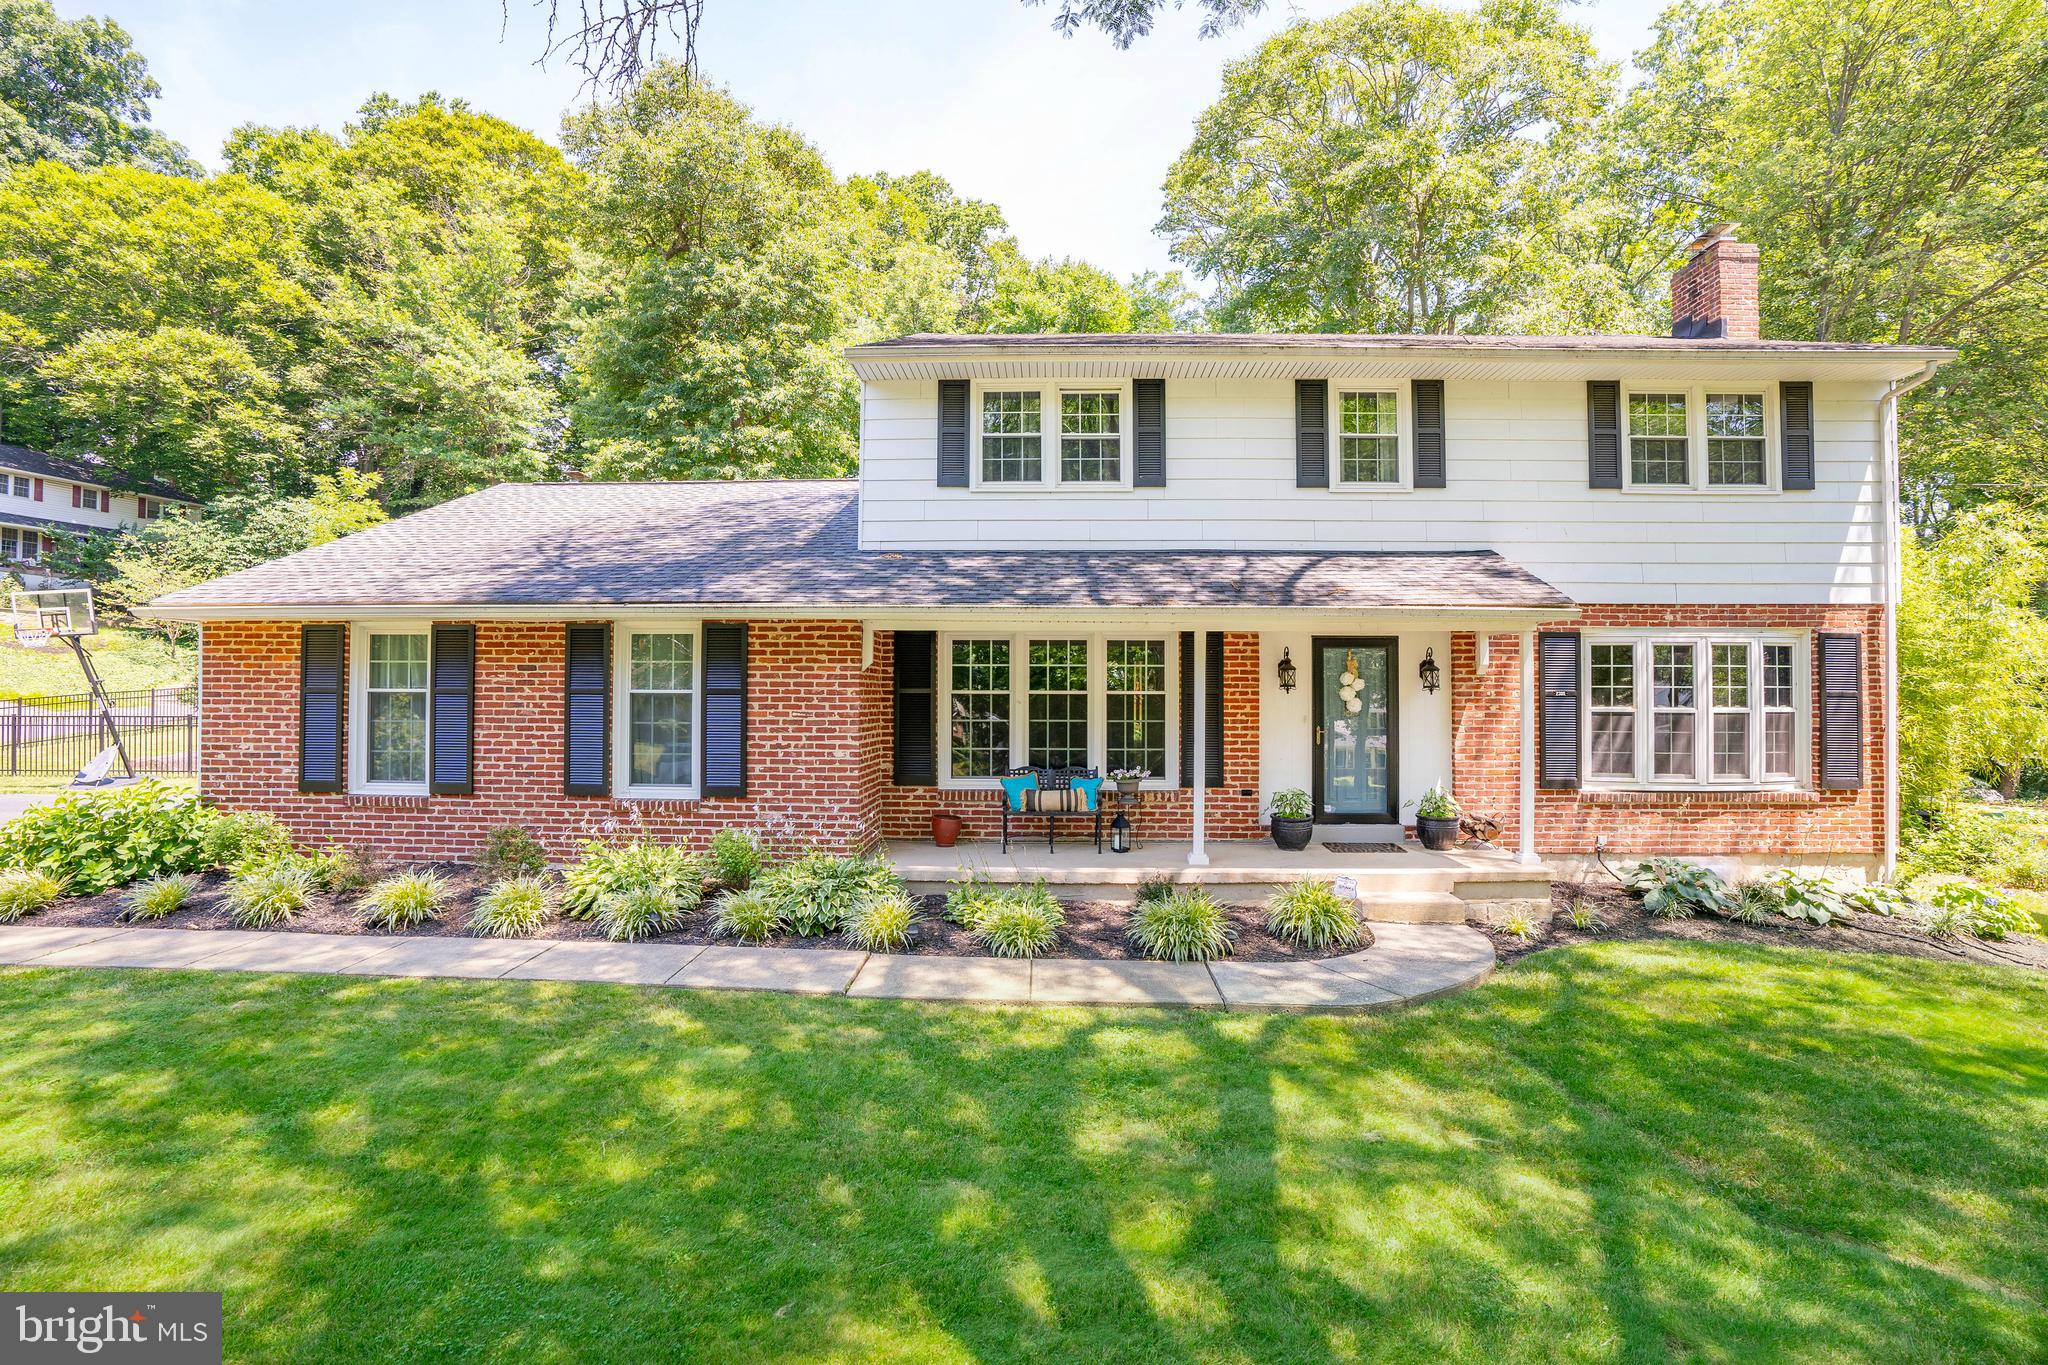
[1000,765,1104,854]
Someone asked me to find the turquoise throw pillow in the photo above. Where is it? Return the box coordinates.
[1000,772,1039,811]
[1070,776,1103,812]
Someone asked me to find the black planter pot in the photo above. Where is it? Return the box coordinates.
[1415,814,1461,852]
[1271,816,1315,851]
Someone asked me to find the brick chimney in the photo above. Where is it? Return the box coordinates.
[1670,224,1760,340]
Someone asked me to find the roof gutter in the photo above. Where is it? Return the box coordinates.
[137,602,1580,628]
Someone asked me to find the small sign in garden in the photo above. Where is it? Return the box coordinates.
[1332,875,1359,902]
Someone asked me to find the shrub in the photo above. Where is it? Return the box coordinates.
[561,841,703,920]
[598,883,688,942]
[944,871,1004,928]
[121,872,198,922]
[310,845,382,896]
[1901,810,2018,880]
[972,896,1063,958]
[224,862,319,927]
[359,871,451,929]
[0,868,64,922]
[477,826,548,879]
[711,887,784,943]
[761,852,901,936]
[1129,888,1235,962]
[1992,840,2048,891]
[706,828,767,890]
[0,779,212,894]
[196,808,295,874]
[1135,877,1175,905]
[469,875,555,938]
[1622,858,1735,919]
[845,891,921,952]
[1919,881,2036,941]
[1264,881,1361,948]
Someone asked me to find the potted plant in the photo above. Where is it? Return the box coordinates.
[931,810,963,848]
[1267,788,1314,851]
[1110,767,1149,797]
[1412,784,1461,852]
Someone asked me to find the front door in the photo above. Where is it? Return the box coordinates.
[1313,638,1398,823]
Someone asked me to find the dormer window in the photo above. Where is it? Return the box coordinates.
[971,381,1131,490]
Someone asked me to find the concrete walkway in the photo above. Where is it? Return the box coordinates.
[0,921,1496,1013]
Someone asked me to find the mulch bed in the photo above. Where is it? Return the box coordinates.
[1481,880,2048,973]
[22,869,1373,964]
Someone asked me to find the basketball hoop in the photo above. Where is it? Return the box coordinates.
[14,628,50,648]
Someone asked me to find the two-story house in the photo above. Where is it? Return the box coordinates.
[0,441,195,585]
[141,231,1951,881]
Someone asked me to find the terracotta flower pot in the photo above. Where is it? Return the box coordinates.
[931,811,963,848]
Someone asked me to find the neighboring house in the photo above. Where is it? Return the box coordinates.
[0,442,195,587]
[142,231,1951,875]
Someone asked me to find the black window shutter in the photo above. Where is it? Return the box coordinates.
[429,624,475,796]
[1295,379,1328,488]
[1412,379,1447,489]
[297,624,344,794]
[1588,380,1622,489]
[1178,630,1225,789]
[1818,632,1863,790]
[701,622,747,797]
[892,630,937,786]
[937,379,970,488]
[563,623,610,797]
[1781,381,1815,490]
[1133,378,1166,487]
[1538,632,1581,790]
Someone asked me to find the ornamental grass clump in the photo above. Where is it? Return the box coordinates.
[944,872,1004,928]
[358,871,452,929]
[845,891,921,952]
[707,828,767,890]
[971,895,1063,959]
[561,841,703,920]
[1129,887,1235,962]
[598,883,688,942]
[762,852,901,936]
[1264,880,1362,948]
[468,875,555,938]
[224,862,319,928]
[0,867,64,922]
[711,887,784,943]
[121,872,198,922]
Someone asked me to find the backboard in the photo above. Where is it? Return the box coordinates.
[9,588,95,646]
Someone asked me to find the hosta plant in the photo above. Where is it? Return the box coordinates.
[845,891,921,952]
[761,853,901,936]
[561,841,703,920]
[469,876,555,938]
[711,887,784,943]
[358,871,451,929]
[225,862,319,928]
[121,872,198,922]
[1919,881,2036,941]
[1843,880,1911,917]
[598,883,688,942]
[1622,858,1735,919]
[0,868,64,922]
[1764,869,1852,926]
[1129,888,1235,962]
[1264,880,1361,948]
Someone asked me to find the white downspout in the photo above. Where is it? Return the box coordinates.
[1518,628,1538,866]
[1188,627,1210,867]
[1879,361,1941,879]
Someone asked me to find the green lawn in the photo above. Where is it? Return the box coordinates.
[0,626,195,699]
[1,941,2043,1362]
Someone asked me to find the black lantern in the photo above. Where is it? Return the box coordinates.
[1419,647,1442,695]
[1276,647,1298,694]
[1110,810,1132,854]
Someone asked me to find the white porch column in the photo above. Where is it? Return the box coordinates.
[1517,628,1538,866]
[1188,627,1210,867]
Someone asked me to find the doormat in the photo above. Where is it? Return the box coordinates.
[1318,841,1407,854]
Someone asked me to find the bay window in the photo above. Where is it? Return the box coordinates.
[972,382,1130,489]
[942,632,1176,785]
[1584,632,1805,788]
[1624,384,1777,491]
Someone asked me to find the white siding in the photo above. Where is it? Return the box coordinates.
[857,375,1889,605]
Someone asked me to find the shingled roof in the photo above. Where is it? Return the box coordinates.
[144,480,1572,615]
[0,442,192,503]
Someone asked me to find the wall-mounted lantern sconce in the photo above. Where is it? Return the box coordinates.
[1276,647,1298,694]
[1419,647,1442,695]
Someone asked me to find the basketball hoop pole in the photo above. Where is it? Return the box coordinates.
[62,635,134,780]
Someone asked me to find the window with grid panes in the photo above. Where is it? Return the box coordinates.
[1629,393,1689,485]
[980,392,1042,484]
[1338,391,1400,484]
[949,639,1012,778]
[1059,392,1121,483]
[1027,639,1089,769]
[1104,639,1168,776]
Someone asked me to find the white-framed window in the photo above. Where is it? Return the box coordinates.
[1623,384,1777,491]
[350,624,431,794]
[940,631,1178,787]
[614,625,698,798]
[971,381,1131,490]
[8,475,28,498]
[1330,384,1410,489]
[1583,631,1806,789]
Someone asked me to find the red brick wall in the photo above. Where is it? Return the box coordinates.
[871,631,1265,843]
[200,619,885,861]
[1670,236,1762,339]
[1449,605,1887,859]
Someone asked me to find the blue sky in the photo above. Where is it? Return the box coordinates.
[58,0,1669,279]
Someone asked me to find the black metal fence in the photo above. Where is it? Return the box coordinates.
[0,684,198,776]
